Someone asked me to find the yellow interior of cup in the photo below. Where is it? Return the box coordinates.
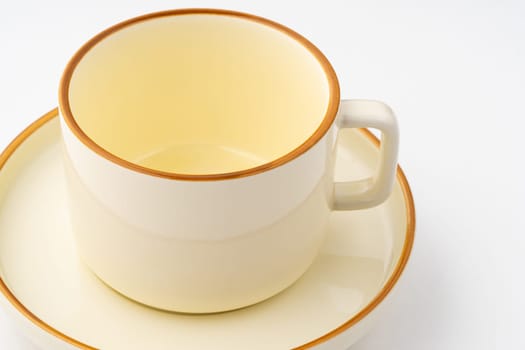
[67,13,333,175]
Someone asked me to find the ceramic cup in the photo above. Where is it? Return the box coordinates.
[58,9,399,313]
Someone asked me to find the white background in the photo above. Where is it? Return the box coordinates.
[1,1,524,349]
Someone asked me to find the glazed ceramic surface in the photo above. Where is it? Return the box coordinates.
[58,9,399,314]
[0,110,414,349]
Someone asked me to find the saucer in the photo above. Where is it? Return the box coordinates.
[0,109,414,349]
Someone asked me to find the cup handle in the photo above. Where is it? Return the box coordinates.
[333,99,399,210]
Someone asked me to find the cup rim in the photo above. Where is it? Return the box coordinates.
[58,8,340,181]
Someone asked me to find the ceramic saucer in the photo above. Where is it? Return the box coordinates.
[0,109,414,350]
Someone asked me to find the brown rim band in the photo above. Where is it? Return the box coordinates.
[58,9,340,181]
[0,109,415,349]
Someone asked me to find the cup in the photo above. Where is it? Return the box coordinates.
[59,9,399,313]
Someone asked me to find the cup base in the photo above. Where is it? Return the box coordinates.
[66,151,331,313]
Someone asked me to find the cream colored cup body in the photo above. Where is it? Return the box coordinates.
[62,122,334,312]
[59,9,399,313]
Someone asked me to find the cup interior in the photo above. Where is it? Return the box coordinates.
[64,11,336,175]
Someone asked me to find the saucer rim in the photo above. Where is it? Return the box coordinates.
[0,108,415,350]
